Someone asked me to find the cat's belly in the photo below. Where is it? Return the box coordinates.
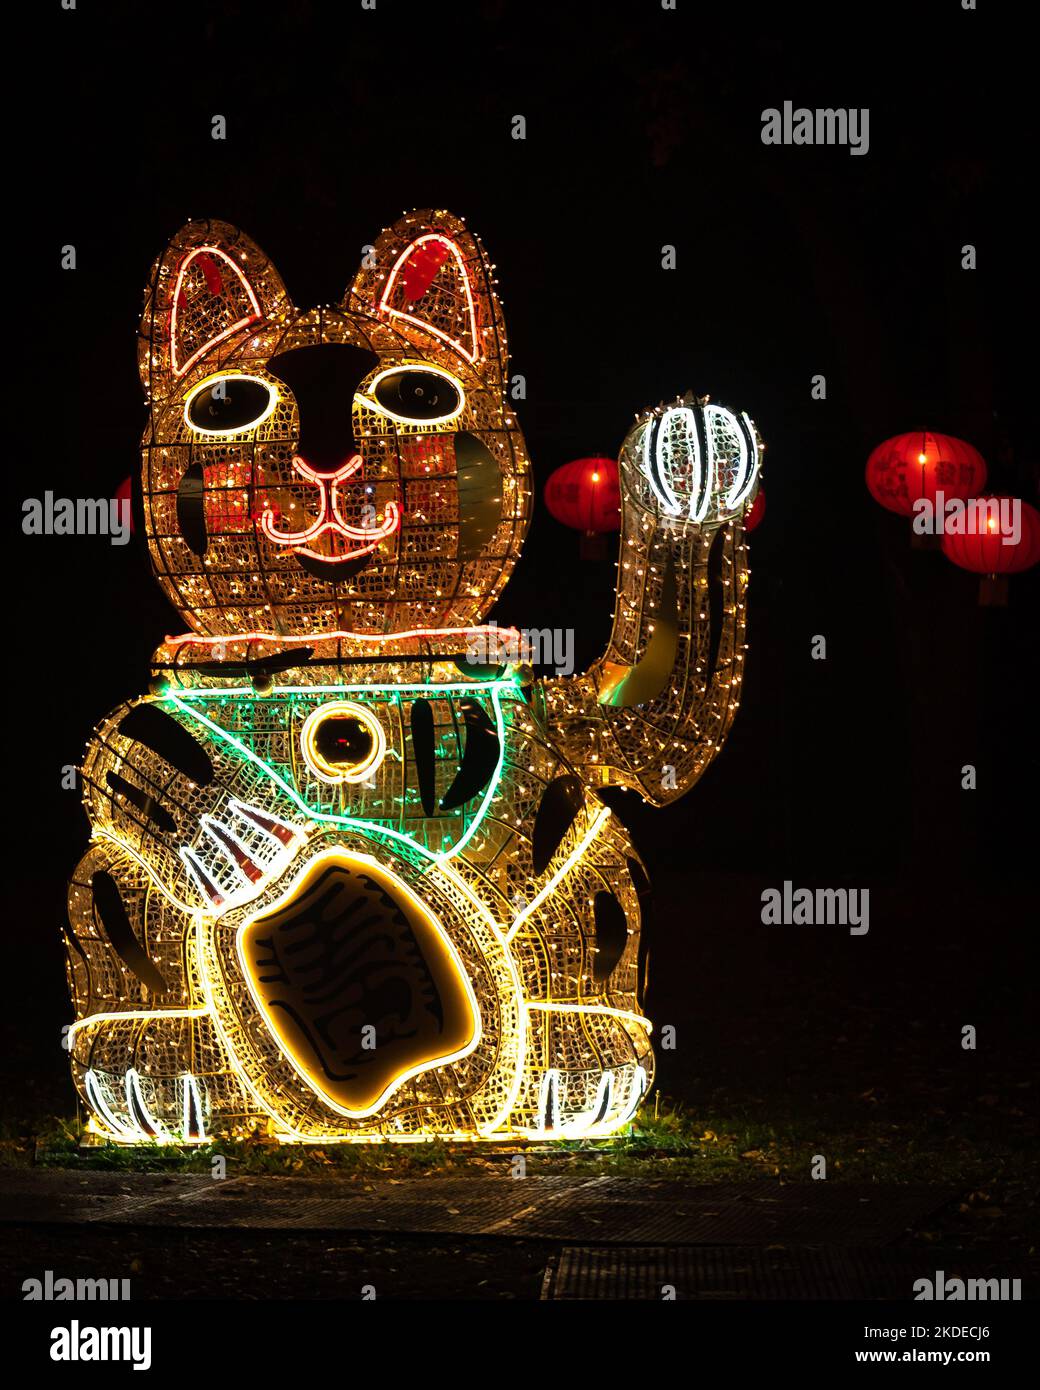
[67,674,653,1140]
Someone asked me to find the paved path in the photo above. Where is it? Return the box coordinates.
[7,1170,1036,1299]
[1,1169,951,1244]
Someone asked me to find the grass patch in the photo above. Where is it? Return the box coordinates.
[4,1094,1034,1192]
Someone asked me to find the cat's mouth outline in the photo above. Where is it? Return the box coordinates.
[259,454,401,563]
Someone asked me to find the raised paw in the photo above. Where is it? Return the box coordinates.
[621,393,762,527]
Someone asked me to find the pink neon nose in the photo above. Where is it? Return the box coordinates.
[260,455,400,562]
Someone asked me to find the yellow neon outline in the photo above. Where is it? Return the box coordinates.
[435,859,526,1135]
[194,913,296,1135]
[355,362,467,427]
[525,1000,652,1033]
[270,1131,527,1146]
[182,371,278,437]
[68,1008,209,1048]
[506,805,612,943]
[298,700,387,785]
[195,856,525,1143]
[224,858,525,1143]
[235,848,482,1119]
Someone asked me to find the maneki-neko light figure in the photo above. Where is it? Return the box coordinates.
[65,210,762,1143]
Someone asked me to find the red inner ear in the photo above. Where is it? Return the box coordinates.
[169,246,262,378]
[401,240,450,300]
[377,233,479,363]
[196,252,225,298]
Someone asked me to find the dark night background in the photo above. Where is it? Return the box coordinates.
[5,2,1034,1170]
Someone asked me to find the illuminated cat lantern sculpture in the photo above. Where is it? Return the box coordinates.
[65,211,761,1143]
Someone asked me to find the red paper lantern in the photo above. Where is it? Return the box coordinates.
[544,456,621,533]
[865,431,986,517]
[940,495,1040,575]
[744,486,765,532]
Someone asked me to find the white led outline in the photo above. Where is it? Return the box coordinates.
[198,814,256,889]
[617,1065,648,1127]
[205,808,301,875]
[181,1073,207,1141]
[642,415,680,514]
[557,1070,614,1137]
[182,372,278,437]
[729,410,761,510]
[70,1009,210,1049]
[125,1068,170,1142]
[355,362,467,427]
[180,846,226,907]
[84,1069,139,1141]
[701,404,751,511]
[227,798,303,851]
[539,1069,560,1132]
[179,807,305,914]
[643,407,712,521]
[677,406,710,522]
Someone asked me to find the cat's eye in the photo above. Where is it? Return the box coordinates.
[359,365,464,426]
[184,374,277,435]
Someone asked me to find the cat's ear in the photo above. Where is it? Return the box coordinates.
[139,220,291,402]
[348,210,508,389]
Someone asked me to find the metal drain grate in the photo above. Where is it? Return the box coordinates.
[542,1246,930,1300]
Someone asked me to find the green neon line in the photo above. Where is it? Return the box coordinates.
[164,687,508,866]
